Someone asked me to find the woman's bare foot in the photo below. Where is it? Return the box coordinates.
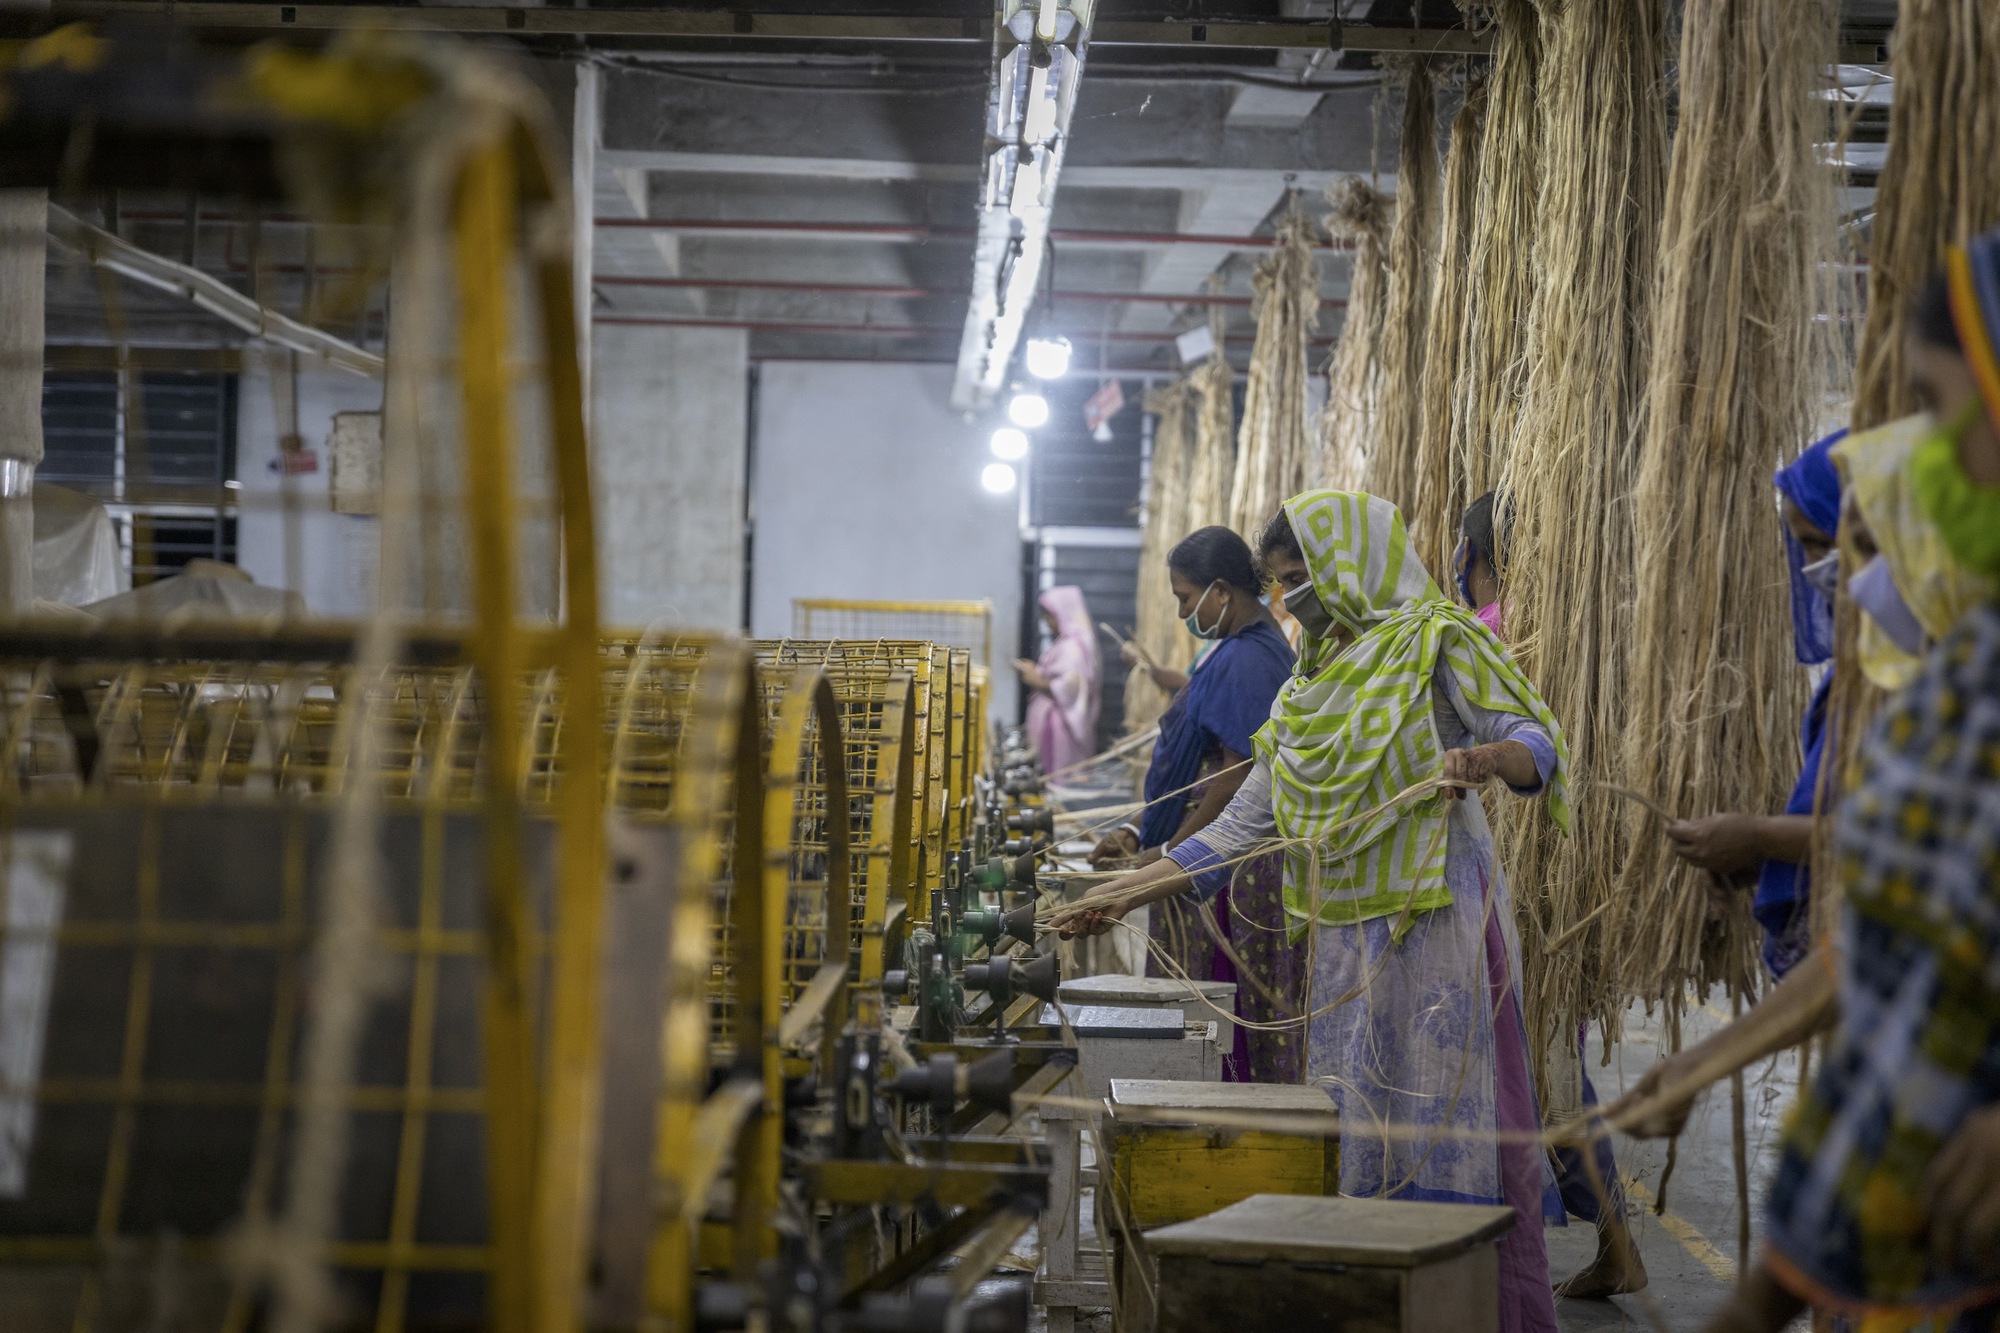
[1555,1214,1649,1300]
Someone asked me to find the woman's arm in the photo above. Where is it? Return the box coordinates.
[1440,740,1538,798]
[1052,857,1193,938]
[1667,813,1813,874]
[1166,747,1251,847]
[1148,664,1191,694]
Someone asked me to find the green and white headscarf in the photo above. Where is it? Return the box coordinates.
[1256,490,1570,936]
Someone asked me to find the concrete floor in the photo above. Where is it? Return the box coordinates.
[1019,994,1803,1333]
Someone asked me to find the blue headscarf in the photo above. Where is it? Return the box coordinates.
[1755,429,1846,976]
[1772,429,1847,665]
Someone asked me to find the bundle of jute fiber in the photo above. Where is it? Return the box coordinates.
[1492,0,1668,1105]
[1813,0,2000,925]
[1612,0,1841,1010]
[1409,73,1487,575]
[1316,177,1390,489]
[1228,212,1324,538]
[1365,58,1442,537]
[1125,379,1198,733]
[1183,305,1238,532]
[1442,0,1542,531]
[1850,0,2000,428]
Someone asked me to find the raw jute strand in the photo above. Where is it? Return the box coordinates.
[1444,0,1542,518]
[1849,0,2000,428]
[1365,58,1442,540]
[1613,0,1841,1012]
[1228,213,1323,538]
[1410,73,1488,575]
[1126,380,1197,733]
[1184,299,1237,533]
[1317,178,1391,489]
[1817,0,2000,926]
[1495,0,1667,1106]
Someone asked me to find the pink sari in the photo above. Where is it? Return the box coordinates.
[1025,585,1100,774]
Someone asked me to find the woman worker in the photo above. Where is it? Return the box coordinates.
[1661,429,1847,978]
[1060,490,1570,1333]
[1014,585,1100,775]
[1087,526,1298,1081]
[1608,252,2000,1332]
[1453,492,1646,1301]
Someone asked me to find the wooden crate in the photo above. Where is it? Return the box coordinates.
[1143,1194,1515,1333]
[1103,1080,1339,1329]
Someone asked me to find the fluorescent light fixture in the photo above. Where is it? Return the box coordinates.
[1024,66,1057,144]
[1010,154,1045,219]
[1007,391,1050,428]
[981,462,1019,494]
[1024,336,1071,380]
[990,427,1030,461]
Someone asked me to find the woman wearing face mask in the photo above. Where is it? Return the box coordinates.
[1662,428,1847,979]
[1061,491,1571,1333]
[1603,245,2000,1333]
[1454,490,1512,637]
[1014,586,1100,776]
[1088,526,1300,1080]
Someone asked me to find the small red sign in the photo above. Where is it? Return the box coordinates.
[1083,378,1125,432]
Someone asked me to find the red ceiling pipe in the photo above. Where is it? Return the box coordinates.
[590,315,1334,344]
[594,217,1354,250]
[592,274,1333,307]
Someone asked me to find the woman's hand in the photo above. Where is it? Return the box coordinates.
[1089,827,1141,868]
[1052,885,1132,939]
[1925,1105,2000,1280]
[1666,814,1770,875]
[1013,657,1050,692]
[1440,741,1537,799]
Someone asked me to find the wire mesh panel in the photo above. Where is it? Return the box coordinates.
[0,802,547,1332]
[0,637,746,1333]
[749,646,917,1021]
[789,601,992,675]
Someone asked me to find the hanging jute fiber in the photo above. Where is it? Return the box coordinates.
[1228,213,1324,539]
[1813,0,1999,927]
[1410,73,1488,576]
[1850,0,2000,428]
[1365,58,1442,540]
[1126,379,1198,733]
[1494,0,1667,1107]
[1613,0,1840,1012]
[1316,177,1390,490]
[1443,0,1542,527]
[1184,304,1238,533]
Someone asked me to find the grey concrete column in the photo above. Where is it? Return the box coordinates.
[589,323,747,629]
[0,189,46,615]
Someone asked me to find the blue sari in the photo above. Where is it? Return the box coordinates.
[1759,430,1845,976]
[1137,620,1293,848]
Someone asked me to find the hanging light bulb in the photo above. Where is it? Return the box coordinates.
[981,462,1019,494]
[990,427,1029,461]
[1007,391,1050,428]
[1024,335,1072,380]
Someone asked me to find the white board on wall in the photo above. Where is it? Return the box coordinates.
[749,362,1023,724]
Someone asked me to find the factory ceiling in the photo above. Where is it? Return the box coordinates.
[21,0,1895,382]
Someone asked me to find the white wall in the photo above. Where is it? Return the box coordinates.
[592,323,748,630]
[235,348,385,618]
[750,361,1022,722]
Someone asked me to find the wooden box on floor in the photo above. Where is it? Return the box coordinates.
[1104,1080,1339,1330]
[1142,1194,1516,1333]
